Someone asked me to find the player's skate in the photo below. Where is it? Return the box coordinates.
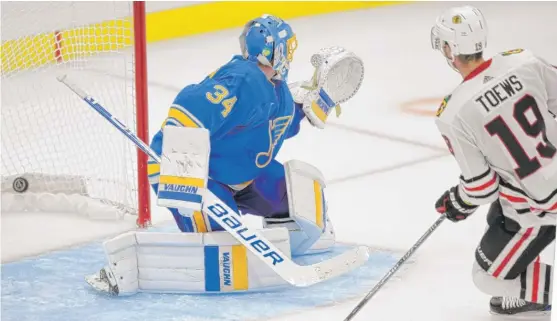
[490,297,551,317]
[85,266,119,295]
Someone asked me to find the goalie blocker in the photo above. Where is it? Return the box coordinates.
[156,125,209,212]
[86,228,293,295]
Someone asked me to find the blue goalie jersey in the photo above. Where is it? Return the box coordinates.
[149,55,305,188]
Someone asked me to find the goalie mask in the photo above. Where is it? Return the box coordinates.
[430,6,488,72]
[240,14,297,81]
[290,47,364,129]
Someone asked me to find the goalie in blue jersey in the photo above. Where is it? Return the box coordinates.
[150,13,363,253]
[86,14,365,295]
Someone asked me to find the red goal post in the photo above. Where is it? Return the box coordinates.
[1,1,151,227]
[133,2,151,227]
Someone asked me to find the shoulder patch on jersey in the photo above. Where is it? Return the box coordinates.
[436,94,452,117]
[501,49,524,56]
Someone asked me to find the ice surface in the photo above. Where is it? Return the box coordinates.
[1,223,399,321]
[2,1,557,321]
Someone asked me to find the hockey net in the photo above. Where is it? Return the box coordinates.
[1,1,150,226]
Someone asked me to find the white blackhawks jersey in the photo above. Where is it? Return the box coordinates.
[436,49,557,227]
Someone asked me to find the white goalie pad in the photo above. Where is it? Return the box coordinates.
[88,228,292,295]
[290,46,364,128]
[158,126,210,212]
[282,159,333,256]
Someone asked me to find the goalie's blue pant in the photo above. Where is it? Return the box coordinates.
[150,159,290,233]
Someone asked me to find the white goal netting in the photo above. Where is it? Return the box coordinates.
[1,2,145,220]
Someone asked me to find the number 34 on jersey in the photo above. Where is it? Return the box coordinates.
[206,85,237,118]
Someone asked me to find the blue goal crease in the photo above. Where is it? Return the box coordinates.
[1,226,398,321]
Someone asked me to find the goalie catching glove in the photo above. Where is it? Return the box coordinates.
[435,185,478,222]
[289,46,364,128]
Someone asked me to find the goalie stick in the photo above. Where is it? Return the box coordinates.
[343,215,446,321]
[57,74,369,288]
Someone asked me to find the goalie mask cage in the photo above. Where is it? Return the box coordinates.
[1,1,151,227]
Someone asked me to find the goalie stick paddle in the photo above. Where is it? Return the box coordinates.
[57,74,370,288]
[343,215,446,321]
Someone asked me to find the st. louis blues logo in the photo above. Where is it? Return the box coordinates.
[256,116,292,168]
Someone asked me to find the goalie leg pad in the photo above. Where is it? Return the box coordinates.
[157,126,210,212]
[91,228,292,295]
[264,160,334,256]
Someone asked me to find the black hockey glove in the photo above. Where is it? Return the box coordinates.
[435,186,478,222]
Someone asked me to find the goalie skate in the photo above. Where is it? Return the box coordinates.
[85,267,119,296]
[490,297,551,317]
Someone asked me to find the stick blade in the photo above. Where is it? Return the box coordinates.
[293,245,370,287]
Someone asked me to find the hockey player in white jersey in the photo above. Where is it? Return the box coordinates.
[430,5,557,316]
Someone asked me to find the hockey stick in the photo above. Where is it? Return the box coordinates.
[57,74,369,288]
[343,215,446,321]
